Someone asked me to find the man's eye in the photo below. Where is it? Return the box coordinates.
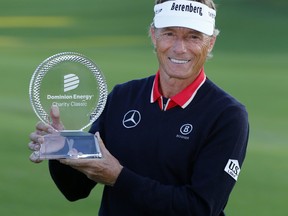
[189,35,200,40]
[163,32,174,37]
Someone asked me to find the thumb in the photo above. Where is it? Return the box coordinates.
[50,105,64,131]
[95,132,108,155]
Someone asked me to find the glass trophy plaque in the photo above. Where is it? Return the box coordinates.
[29,52,108,159]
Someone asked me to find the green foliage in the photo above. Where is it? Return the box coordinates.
[0,0,287,215]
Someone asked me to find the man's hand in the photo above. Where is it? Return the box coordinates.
[60,132,123,186]
[28,105,64,163]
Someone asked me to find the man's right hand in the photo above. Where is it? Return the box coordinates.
[28,105,64,163]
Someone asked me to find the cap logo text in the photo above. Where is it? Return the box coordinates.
[171,3,203,16]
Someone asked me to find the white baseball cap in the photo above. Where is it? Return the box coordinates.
[154,0,216,36]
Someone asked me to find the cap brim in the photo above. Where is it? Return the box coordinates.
[154,16,214,36]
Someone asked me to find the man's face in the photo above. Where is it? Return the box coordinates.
[151,27,215,83]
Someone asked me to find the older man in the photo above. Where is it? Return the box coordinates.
[29,0,249,215]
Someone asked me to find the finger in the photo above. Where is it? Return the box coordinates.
[95,132,105,151]
[36,121,54,134]
[50,105,64,131]
[29,151,43,163]
[59,158,87,168]
[60,159,73,166]
[28,141,41,151]
[29,132,45,144]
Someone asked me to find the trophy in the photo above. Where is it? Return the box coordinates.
[29,52,108,159]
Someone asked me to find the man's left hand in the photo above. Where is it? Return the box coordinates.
[60,132,123,186]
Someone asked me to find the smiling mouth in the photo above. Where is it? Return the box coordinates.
[169,57,191,64]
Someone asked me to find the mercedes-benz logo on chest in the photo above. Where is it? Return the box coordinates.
[122,110,141,128]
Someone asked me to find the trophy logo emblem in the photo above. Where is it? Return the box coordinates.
[64,74,80,92]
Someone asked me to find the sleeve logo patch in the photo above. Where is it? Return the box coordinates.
[224,159,241,181]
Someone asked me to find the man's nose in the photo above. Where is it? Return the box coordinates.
[173,38,187,53]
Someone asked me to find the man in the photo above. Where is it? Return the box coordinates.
[29,0,249,215]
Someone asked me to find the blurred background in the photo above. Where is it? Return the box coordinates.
[0,0,287,215]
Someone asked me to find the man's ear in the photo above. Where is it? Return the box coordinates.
[208,35,217,53]
[150,26,157,47]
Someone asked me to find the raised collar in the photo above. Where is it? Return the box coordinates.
[150,68,206,111]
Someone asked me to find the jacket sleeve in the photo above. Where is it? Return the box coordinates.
[112,105,249,216]
[48,160,96,201]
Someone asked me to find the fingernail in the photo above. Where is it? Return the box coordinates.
[37,137,44,144]
[51,105,60,117]
[34,144,40,151]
